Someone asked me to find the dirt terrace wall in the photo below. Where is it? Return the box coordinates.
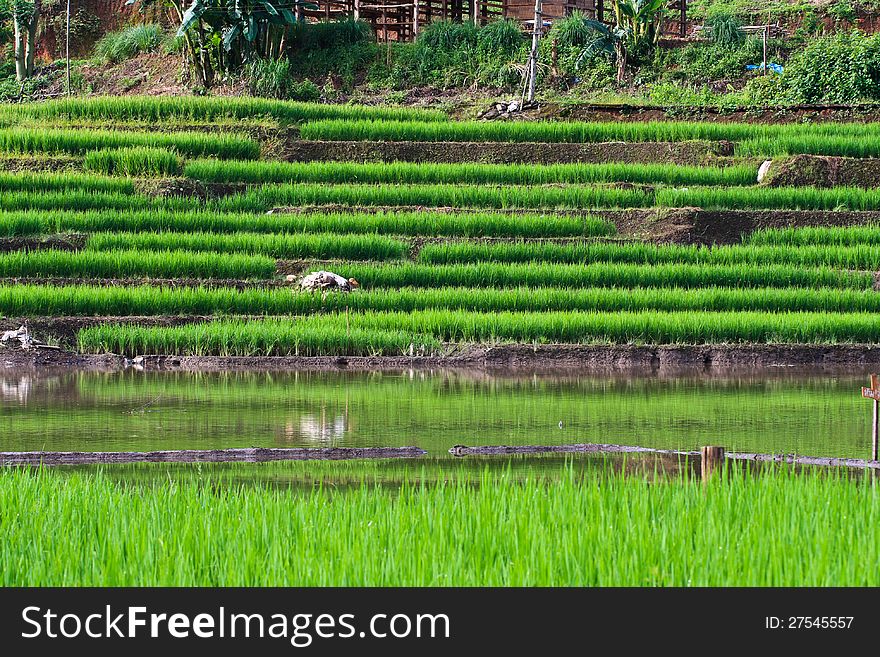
[765,155,880,188]
[285,140,731,165]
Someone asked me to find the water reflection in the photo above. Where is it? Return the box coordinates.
[0,369,874,460]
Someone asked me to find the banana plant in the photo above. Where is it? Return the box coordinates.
[574,0,667,83]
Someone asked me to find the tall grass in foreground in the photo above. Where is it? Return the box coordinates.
[83,147,183,177]
[214,183,654,212]
[3,467,878,586]
[299,118,880,144]
[0,209,613,239]
[0,97,446,125]
[338,262,872,290]
[10,284,880,316]
[185,159,758,187]
[419,240,880,270]
[77,311,880,353]
[0,250,275,279]
[0,127,260,159]
[85,231,408,261]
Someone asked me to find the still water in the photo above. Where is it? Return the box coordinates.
[0,369,874,460]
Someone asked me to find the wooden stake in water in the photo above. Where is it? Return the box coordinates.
[860,375,880,461]
[701,446,725,482]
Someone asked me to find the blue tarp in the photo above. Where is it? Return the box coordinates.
[746,63,784,74]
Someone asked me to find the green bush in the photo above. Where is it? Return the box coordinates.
[244,58,321,101]
[543,12,614,86]
[93,24,163,63]
[392,19,526,89]
[782,31,880,103]
[705,5,745,46]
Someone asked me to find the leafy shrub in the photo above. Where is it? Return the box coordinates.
[543,12,614,85]
[93,24,163,63]
[245,58,321,101]
[782,31,880,103]
[705,5,745,46]
[392,19,526,89]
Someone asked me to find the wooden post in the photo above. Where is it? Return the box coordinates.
[762,25,768,75]
[680,0,686,38]
[526,0,541,104]
[413,0,420,38]
[873,374,879,462]
[354,0,360,20]
[701,446,725,482]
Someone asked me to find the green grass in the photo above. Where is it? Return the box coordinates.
[83,147,183,177]
[337,261,872,290]
[0,209,613,239]
[748,225,880,247]
[214,182,654,212]
[0,96,446,125]
[418,240,880,270]
[0,171,135,194]
[79,320,438,356]
[0,250,275,279]
[93,24,163,63]
[740,135,880,158]
[656,186,880,211]
[85,231,408,261]
[0,190,196,212]
[185,159,759,187]
[9,284,880,316]
[76,310,880,353]
[298,118,880,145]
[4,466,879,586]
[0,127,260,159]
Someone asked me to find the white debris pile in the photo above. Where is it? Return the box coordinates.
[295,271,361,293]
[1,325,35,350]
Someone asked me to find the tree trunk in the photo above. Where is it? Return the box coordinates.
[24,0,42,78]
[615,41,627,84]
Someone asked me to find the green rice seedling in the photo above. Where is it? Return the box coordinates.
[298,118,880,144]
[418,240,880,270]
[0,209,612,239]
[9,284,880,317]
[0,250,275,279]
[339,261,872,290]
[656,186,880,211]
[78,319,438,357]
[739,135,880,158]
[82,147,183,177]
[0,171,135,194]
[184,159,759,187]
[747,225,880,247]
[0,96,445,125]
[76,309,880,350]
[0,191,200,212]
[3,467,880,586]
[213,183,654,212]
[0,127,259,159]
[85,231,408,261]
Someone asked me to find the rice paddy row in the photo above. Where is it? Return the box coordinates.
[77,311,880,355]
[299,118,880,157]
[10,171,880,211]
[0,97,446,125]
[0,209,615,239]
[9,284,880,317]
[0,127,260,159]
[7,466,878,587]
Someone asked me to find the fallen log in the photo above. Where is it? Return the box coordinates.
[449,443,880,471]
[0,446,427,466]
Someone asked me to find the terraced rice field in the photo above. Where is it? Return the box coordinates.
[3,97,880,359]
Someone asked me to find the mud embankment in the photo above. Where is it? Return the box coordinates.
[5,343,880,374]
[283,140,731,165]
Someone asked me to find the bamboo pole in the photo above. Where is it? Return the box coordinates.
[701,446,725,482]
